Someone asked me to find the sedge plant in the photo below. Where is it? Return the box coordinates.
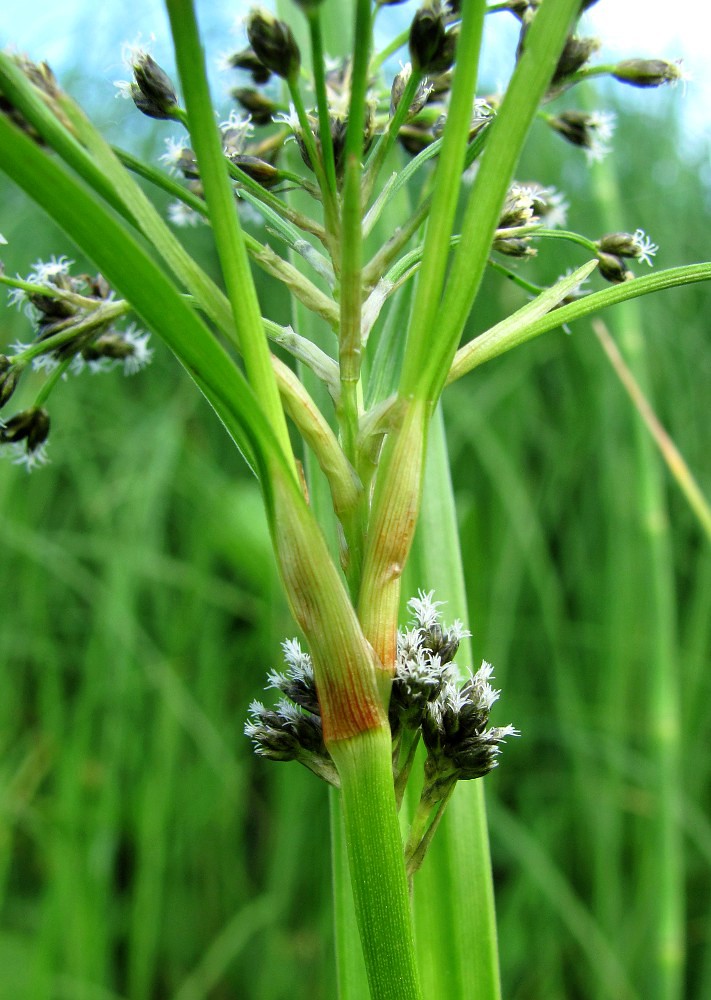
[0,1,709,997]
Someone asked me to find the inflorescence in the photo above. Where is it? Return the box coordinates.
[1,2,680,472]
[245,591,518,872]
[0,253,151,471]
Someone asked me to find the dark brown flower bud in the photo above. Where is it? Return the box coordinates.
[131,53,178,119]
[0,406,50,450]
[227,46,272,86]
[227,154,280,189]
[0,357,22,408]
[612,59,684,89]
[246,9,301,81]
[596,230,658,266]
[120,49,178,120]
[493,237,537,259]
[232,87,278,126]
[409,4,447,73]
[596,251,634,284]
[551,36,600,85]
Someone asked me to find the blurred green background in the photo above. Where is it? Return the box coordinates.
[1,6,710,999]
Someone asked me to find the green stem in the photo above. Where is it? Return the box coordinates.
[307,8,339,206]
[370,26,410,73]
[33,355,73,406]
[338,0,373,470]
[12,301,131,366]
[329,726,422,1000]
[447,262,711,380]
[405,784,455,882]
[363,70,422,203]
[487,257,545,296]
[329,789,370,997]
[394,729,421,811]
[225,157,329,247]
[288,77,338,234]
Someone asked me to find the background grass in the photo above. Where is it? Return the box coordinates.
[1,28,710,1000]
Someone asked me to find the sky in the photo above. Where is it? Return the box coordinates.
[0,1,708,151]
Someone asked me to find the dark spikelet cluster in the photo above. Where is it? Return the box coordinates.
[389,591,518,877]
[0,406,50,471]
[244,639,339,787]
[1,255,153,470]
[246,594,517,811]
[392,592,518,796]
[117,45,179,121]
[422,663,519,797]
[7,257,151,371]
[389,590,467,735]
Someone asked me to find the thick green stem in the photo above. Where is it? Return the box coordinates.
[338,0,373,463]
[329,726,422,1000]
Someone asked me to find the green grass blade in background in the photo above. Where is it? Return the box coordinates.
[588,147,684,1000]
[2,4,710,998]
[404,406,501,1000]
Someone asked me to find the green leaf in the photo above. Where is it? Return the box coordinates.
[165,0,295,470]
[450,262,711,377]
[422,0,581,401]
[405,406,501,1000]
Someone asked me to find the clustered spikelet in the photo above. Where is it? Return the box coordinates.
[245,591,518,870]
[0,405,51,471]
[246,592,517,782]
[115,42,179,120]
[245,638,338,786]
[0,254,152,470]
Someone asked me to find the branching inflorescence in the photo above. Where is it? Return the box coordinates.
[0,2,680,477]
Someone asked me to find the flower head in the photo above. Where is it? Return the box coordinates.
[167,200,203,228]
[422,660,518,788]
[115,39,178,120]
[596,229,658,268]
[632,229,659,267]
[0,406,51,473]
[548,109,616,164]
[159,135,190,175]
